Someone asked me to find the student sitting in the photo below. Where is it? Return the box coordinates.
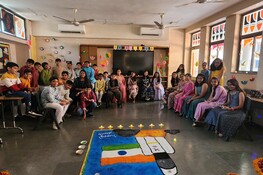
[38,62,52,90]
[41,77,69,130]
[80,87,97,119]
[141,70,154,101]
[167,74,186,109]
[20,69,38,93]
[173,73,194,113]
[106,74,122,108]
[58,71,69,85]
[19,58,39,88]
[95,73,105,107]
[181,74,208,119]
[205,79,245,138]
[0,62,36,115]
[57,80,74,118]
[193,77,227,126]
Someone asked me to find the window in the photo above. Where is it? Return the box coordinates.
[238,8,263,72]
[191,31,200,77]
[209,22,225,65]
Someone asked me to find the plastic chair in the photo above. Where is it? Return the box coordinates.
[33,91,60,130]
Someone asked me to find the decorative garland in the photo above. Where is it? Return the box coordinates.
[253,157,263,175]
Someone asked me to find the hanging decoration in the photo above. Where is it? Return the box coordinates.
[51,37,57,41]
[164,56,169,61]
[156,63,161,68]
[26,40,31,48]
[241,80,248,85]
[81,50,87,54]
[105,52,111,58]
[100,59,109,67]
[40,47,44,51]
[249,77,255,81]
[41,56,46,60]
[195,61,199,67]
[99,55,102,60]
[162,60,167,66]
[45,39,50,42]
[113,45,154,51]
[54,46,58,49]
[59,45,64,50]
[90,56,96,60]
[54,50,58,54]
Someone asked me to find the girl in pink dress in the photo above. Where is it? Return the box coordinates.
[173,73,194,113]
[193,77,227,126]
[116,69,127,103]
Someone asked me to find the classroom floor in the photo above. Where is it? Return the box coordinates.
[0,101,262,175]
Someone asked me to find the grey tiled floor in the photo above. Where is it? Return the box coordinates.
[0,101,262,175]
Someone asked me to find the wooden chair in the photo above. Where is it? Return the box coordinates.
[33,91,60,130]
[225,96,253,142]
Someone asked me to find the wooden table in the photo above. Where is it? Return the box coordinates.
[0,96,24,134]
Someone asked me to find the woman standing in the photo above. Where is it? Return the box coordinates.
[128,72,139,103]
[116,69,127,103]
[153,72,165,101]
[205,79,245,138]
[173,73,194,113]
[175,64,185,85]
[193,77,227,126]
[209,58,225,86]
[181,74,208,119]
[141,71,154,101]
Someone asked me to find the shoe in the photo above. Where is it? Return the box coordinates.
[218,133,223,137]
[192,122,197,127]
[52,122,58,130]
[28,111,43,117]
[88,113,94,117]
[145,97,150,101]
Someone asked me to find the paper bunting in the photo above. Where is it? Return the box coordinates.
[138,46,143,51]
[112,45,153,51]
[113,45,118,50]
[133,46,138,51]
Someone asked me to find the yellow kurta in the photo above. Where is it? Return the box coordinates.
[210,69,224,85]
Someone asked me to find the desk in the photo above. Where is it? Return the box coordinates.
[0,96,24,134]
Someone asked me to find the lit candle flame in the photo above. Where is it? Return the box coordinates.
[107,125,113,129]
[173,138,177,142]
[149,123,155,128]
[99,125,105,130]
[138,124,144,128]
[129,124,134,128]
[159,123,164,128]
[117,125,123,129]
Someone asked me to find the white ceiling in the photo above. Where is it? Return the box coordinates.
[1,0,243,29]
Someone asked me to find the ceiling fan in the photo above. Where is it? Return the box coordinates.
[153,13,180,29]
[176,0,224,7]
[53,9,94,26]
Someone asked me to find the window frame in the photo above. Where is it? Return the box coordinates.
[209,21,226,66]
[190,31,201,77]
[237,6,263,73]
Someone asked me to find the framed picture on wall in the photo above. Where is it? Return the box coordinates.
[1,8,15,35]
[14,15,26,39]
[0,43,10,73]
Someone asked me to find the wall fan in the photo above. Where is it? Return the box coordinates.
[153,13,180,29]
[177,0,224,7]
[53,9,94,26]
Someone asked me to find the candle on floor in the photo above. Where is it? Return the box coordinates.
[129,124,134,128]
[173,138,177,142]
[159,123,164,128]
[149,123,155,128]
[138,124,144,128]
[117,125,123,129]
[99,125,105,130]
[107,125,113,129]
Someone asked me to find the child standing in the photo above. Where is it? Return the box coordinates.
[95,73,105,107]
[153,71,164,101]
[128,72,138,103]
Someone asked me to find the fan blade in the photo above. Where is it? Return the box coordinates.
[206,0,224,3]
[53,16,72,23]
[165,25,180,28]
[176,2,193,7]
[154,21,162,28]
[78,19,95,24]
